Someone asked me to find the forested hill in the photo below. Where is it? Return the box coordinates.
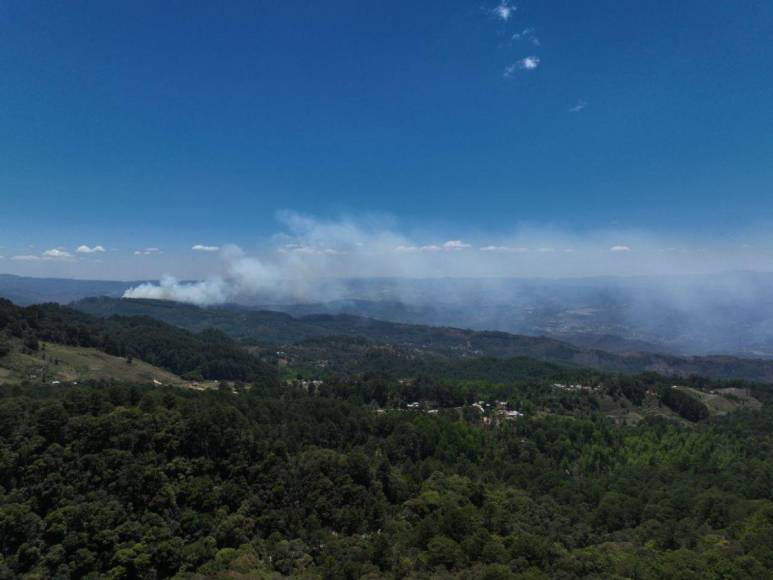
[75,297,773,383]
[0,299,276,384]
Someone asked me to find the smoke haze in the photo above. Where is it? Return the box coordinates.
[123,212,773,307]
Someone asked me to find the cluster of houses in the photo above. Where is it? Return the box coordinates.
[286,378,325,392]
[551,383,599,392]
[473,400,525,422]
[398,399,524,422]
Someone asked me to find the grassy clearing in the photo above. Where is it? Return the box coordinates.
[675,385,762,415]
[0,341,183,385]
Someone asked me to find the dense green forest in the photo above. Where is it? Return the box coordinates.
[1,375,773,578]
[3,296,773,577]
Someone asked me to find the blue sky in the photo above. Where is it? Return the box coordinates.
[1,1,772,279]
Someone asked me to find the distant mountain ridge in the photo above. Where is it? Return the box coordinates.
[73,296,773,383]
[0,273,137,305]
[7,272,773,357]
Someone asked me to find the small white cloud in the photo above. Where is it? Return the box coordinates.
[493,1,515,21]
[443,240,471,250]
[512,28,540,46]
[42,248,72,258]
[504,56,540,77]
[192,244,220,252]
[295,247,339,256]
[570,100,587,113]
[609,245,632,252]
[76,244,106,254]
[134,247,161,256]
[480,246,529,253]
[278,245,339,256]
[395,243,470,254]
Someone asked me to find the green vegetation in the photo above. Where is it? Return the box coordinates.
[0,341,183,385]
[2,296,773,577]
[0,299,277,385]
[75,297,773,383]
[2,379,773,578]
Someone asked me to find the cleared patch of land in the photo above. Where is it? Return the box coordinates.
[673,385,762,415]
[0,341,183,385]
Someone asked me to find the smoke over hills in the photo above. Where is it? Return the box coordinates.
[122,212,773,305]
[116,214,773,358]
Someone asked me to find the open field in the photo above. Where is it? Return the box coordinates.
[0,341,183,385]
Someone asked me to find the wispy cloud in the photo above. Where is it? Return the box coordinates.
[512,28,540,46]
[480,245,528,253]
[395,240,471,253]
[493,1,516,21]
[192,244,220,252]
[504,56,540,77]
[76,244,106,254]
[570,100,588,113]
[11,255,44,262]
[610,245,632,252]
[11,247,73,261]
[134,247,161,256]
[278,245,339,256]
[443,240,471,250]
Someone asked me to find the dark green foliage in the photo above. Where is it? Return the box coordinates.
[1,380,773,578]
[661,386,710,421]
[73,297,773,383]
[0,298,277,384]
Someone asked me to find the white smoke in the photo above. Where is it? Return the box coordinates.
[122,212,773,307]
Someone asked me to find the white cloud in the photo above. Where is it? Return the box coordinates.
[493,1,515,21]
[443,240,471,250]
[76,244,106,254]
[192,244,220,252]
[278,245,339,256]
[134,247,161,256]
[512,28,540,46]
[610,245,632,252]
[504,56,540,77]
[480,245,529,253]
[11,255,43,262]
[43,248,72,258]
[395,241,469,253]
[570,100,587,113]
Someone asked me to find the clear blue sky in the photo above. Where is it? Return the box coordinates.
[1,1,772,277]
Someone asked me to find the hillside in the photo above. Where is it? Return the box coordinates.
[0,298,277,385]
[74,297,773,383]
[0,340,183,385]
